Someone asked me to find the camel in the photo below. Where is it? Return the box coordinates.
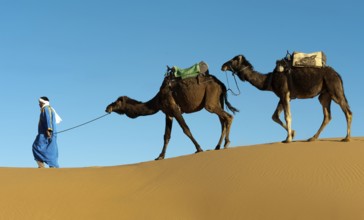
[105,74,239,160]
[221,54,352,143]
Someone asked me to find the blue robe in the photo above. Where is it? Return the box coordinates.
[32,106,59,168]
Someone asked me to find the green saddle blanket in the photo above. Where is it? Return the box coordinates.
[173,63,201,79]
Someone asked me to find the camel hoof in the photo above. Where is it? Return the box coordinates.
[195,149,203,154]
[341,138,350,142]
[307,137,316,142]
[224,141,230,149]
[155,155,164,160]
[282,139,292,144]
[215,146,221,150]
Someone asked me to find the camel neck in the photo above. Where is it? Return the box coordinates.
[125,95,160,118]
[238,68,272,91]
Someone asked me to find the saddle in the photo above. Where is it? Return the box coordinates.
[166,61,209,80]
[275,51,327,73]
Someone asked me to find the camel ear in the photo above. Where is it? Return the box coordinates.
[236,55,243,65]
[238,55,243,63]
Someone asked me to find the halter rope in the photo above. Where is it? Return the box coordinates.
[225,71,241,96]
[55,113,110,134]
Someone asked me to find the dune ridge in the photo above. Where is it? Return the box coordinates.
[1,137,364,220]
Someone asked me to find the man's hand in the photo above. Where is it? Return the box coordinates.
[46,130,52,138]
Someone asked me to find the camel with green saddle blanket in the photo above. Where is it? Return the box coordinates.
[106,62,238,160]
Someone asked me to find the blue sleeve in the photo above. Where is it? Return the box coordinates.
[44,106,54,131]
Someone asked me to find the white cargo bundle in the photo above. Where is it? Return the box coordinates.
[292,51,326,67]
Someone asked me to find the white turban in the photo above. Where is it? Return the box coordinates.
[39,98,62,124]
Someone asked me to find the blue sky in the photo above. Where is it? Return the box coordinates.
[1,0,363,168]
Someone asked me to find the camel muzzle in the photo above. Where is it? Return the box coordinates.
[105,106,113,113]
[221,65,229,71]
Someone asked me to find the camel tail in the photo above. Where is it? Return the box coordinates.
[210,74,239,114]
[224,93,239,114]
[221,86,239,114]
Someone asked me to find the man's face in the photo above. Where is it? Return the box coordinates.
[39,102,43,108]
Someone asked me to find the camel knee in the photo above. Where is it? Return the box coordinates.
[272,114,280,123]
[321,113,331,125]
[325,117,331,124]
[272,113,286,129]
[346,111,353,122]
[226,114,233,124]
[323,111,332,125]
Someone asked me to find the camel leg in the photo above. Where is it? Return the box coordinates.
[214,111,233,150]
[215,116,225,150]
[272,101,296,139]
[174,113,203,154]
[308,93,332,142]
[204,86,234,150]
[156,116,173,160]
[337,98,352,142]
[341,106,352,142]
[282,93,293,143]
[222,112,233,149]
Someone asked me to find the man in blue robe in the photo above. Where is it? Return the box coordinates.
[32,97,62,168]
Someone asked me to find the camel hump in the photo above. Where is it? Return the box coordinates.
[292,51,326,68]
[169,61,209,80]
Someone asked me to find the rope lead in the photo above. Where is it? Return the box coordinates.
[55,113,110,134]
[225,71,241,96]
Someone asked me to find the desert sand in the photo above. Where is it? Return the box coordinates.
[1,137,364,220]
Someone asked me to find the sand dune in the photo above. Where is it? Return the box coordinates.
[1,137,364,220]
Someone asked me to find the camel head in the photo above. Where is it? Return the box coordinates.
[105,96,129,115]
[221,55,253,81]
